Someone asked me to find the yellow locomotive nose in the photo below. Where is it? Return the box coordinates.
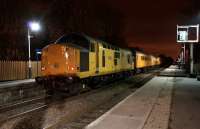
[41,44,79,76]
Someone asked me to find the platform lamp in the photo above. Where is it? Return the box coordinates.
[27,21,41,78]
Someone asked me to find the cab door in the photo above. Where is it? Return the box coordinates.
[89,42,96,75]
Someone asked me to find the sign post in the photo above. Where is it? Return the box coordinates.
[177,24,199,75]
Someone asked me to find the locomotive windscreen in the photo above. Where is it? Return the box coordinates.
[55,33,90,50]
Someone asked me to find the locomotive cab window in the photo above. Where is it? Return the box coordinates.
[56,34,90,50]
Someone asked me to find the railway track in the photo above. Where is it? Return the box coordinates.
[0,68,161,128]
[0,95,49,123]
[52,72,156,129]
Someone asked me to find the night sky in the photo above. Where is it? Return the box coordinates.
[103,0,200,59]
[1,0,200,60]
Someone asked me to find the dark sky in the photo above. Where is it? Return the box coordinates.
[1,0,200,60]
[103,0,200,59]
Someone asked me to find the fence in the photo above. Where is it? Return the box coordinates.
[0,61,41,81]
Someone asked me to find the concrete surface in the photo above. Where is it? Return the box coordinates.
[159,65,187,77]
[85,65,200,129]
[0,79,35,88]
[143,77,173,129]
[0,79,43,106]
[169,77,200,129]
[85,76,173,129]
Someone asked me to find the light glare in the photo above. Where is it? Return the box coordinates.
[29,22,41,31]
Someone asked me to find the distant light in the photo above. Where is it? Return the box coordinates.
[36,51,42,54]
[28,21,41,32]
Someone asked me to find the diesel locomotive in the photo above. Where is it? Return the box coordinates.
[36,33,160,93]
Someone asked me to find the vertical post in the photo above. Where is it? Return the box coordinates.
[181,44,185,64]
[181,50,183,63]
[190,43,194,75]
[182,44,184,64]
[177,24,199,76]
[197,24,199,43]
[36,52,38,77]
[183,43,185,64]
[28,29,32,78]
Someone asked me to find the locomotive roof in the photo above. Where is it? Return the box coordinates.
[129,48,159,58]
[55,33,90,51]
[54,33,159,58]
[55,33,123,51]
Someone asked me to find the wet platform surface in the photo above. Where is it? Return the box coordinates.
[85,66,200,129]
[85,75,173,129]
[169,77,200,129]
[159,65,187,77]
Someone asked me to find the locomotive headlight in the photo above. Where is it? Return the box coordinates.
[41,67,46,71]
[65,52,69,59]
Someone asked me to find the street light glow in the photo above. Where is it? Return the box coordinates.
[28,22,41,32]
[27,21,41,78]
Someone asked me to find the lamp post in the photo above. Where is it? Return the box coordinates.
[27,21,41,78]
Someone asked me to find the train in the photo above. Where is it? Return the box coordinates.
[36,33,160,94]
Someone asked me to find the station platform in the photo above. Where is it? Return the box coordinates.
[85,66,200,129]
[159,65,187,77]
[0,79,35,88]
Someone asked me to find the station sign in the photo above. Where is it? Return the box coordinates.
[177,24,199,43]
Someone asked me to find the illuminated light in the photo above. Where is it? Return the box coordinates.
[71,67,74,70]
[27,21,41,79]
[65,52,69,59]
[83,84,86,88]
[36,51,42,54]
[28,21,41,32]
[41,67,46,71]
